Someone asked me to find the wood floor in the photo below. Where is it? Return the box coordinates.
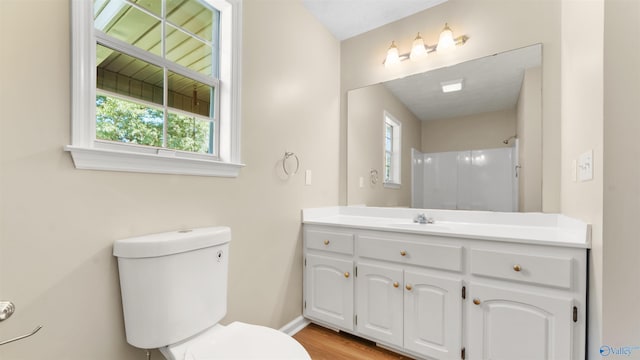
[293,323,414,360]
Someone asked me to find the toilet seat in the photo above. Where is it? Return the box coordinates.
[160,322,311,360]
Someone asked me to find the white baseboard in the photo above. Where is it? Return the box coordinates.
[279,315,311,336]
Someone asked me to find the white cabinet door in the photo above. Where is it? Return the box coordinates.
[404,270,462,360]
[467,283,573,360]
[305,254,354,330]
[356,262,403,347]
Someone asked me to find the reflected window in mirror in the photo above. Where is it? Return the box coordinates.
[384,111,401,188]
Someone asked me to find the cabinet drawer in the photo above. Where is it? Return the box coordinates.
[306,229,354,255]
[357,235,462,272]
[470,248,573,289]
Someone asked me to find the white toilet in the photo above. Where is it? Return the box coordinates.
[113,227,311,360]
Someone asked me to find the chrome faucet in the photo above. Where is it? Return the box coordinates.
[413,213,434,224]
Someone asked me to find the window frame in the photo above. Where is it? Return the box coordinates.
[66,0,243,177]
[383,111,401,188]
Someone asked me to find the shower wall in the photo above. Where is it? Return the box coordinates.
[413,147,518,211]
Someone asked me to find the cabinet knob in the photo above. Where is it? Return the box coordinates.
[323,240,330,245]
[405,284,413,291]
[473,298,481,305]
[400,250,407,256]
[393,281,399,288]
[513,264,522,272]
[344,272,350,278]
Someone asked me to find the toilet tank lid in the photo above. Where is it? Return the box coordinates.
[113,227,230,258]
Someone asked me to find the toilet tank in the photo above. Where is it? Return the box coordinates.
[113,227,230,349]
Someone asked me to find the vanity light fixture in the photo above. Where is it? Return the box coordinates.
[441,79,464,93]
[383,23,469,67]
[409,33,428,60]
[384,41,403,67]
[436,23,456,52]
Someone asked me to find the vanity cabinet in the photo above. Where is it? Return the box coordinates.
[466,283,573,360]
[355,233,464,360]
[303,228,355,331]
[303,225,587,360]
[355,262,403,346]
[466,245,579,359]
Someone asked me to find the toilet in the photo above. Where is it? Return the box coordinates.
[113,227,311,360]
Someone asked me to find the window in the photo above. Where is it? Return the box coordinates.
[384,111,401,187]
[66,0,243,177]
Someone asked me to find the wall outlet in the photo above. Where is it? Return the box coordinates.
[578,150,593,182]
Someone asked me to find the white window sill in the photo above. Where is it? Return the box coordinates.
[65,145,244,177]
[383,182,401,189]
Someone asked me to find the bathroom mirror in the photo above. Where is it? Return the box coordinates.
[347,44,542,212]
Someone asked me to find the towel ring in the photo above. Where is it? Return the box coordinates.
[283,152,300,176]
[370,169,379,185]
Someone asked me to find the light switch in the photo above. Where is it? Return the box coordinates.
[571,160,577,182]
[305,170,312,185]
[578,150,593,182]
[359,177,364,188]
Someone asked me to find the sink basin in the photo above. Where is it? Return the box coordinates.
[387,223,452,231]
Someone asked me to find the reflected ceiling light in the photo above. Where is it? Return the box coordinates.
[383,23,469,67]
[441,79,463,93]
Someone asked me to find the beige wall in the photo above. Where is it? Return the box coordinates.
[0,0,340,359]
[421,109,516,153]
[340,0,562,213]
[559,0,605,357]
[347,84,421,207]
[516,66,543,212]
[603,0,640,353]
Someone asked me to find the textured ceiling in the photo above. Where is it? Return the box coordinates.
[383,44,542,122]
[301,0,448,40]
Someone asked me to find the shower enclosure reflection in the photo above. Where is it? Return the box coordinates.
[347,44,542,212]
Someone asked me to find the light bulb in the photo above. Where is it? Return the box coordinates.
[384,41,401,67]
[436,23,456,52]
[409,33,427,60]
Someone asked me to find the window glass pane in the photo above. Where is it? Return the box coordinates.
[166,23,213,75]
[385,124,393,152]
[131,0,162,16]
[167,0,217,42]
[97,44,164,105]
[95,0,162,57]
[385,152,392,181]
[167,113,213,154]
[168,71,213,117]
[96,95,164,147]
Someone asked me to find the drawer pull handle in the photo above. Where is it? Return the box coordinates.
[323,240,330,245]
[344,272,350,278]
[513,264,522,272]
[400,250,407,256]
[473,298,481,305]
[393,282,399,288]
[405,284,413,291]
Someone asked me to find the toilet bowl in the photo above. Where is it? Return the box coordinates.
[160,322,311,360]
[113,227,310,360]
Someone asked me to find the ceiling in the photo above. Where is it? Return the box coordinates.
[301,0,448,41]
[383,45,542,122]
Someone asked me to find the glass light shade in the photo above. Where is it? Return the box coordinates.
[409,33,428,60]
[384,41,401,67]
[436,23,456,52]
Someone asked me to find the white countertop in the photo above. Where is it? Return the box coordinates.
[302,207,591,249]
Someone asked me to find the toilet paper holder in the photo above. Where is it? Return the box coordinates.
[0,301,43,346]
